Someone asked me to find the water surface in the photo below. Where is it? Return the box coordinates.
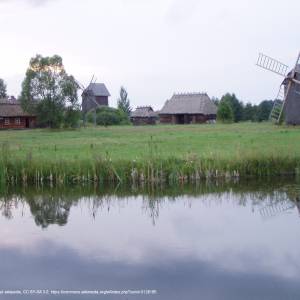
[0,180,300,299]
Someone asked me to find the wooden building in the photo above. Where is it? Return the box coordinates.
[130,106,157,125]
[82,83,110,114]
[0,99,36,129]
[159,93,217,124]
[282,64,300,125]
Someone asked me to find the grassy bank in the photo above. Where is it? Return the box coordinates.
[0,122,300,184]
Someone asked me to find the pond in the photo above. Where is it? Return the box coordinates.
[0,179,300,299]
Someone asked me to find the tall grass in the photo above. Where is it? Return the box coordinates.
[1,124,300,186]
[1,142,299,186]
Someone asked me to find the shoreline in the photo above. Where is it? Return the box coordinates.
[1,155,299,185]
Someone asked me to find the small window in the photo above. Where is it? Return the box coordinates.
[15,118,21,125]
[4,118,9,125]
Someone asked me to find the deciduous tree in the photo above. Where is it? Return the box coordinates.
[20,54,80,128]
[220,93,244,122]
[257,100,274,122]
[217,100,234,123]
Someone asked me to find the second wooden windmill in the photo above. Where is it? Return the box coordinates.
[256,52,300,125]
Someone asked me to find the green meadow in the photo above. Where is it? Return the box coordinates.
[0,122,300,184]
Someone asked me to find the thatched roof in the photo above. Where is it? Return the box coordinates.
[0,99,34,117]
[85,83,110,97]
[131,106,157,118]
[159,93,217,115]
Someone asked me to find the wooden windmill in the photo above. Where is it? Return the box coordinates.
[77,75,99,126]
[256,52,300,124]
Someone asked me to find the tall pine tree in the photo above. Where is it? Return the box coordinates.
[0,78,7,98]
[117,86,131,116]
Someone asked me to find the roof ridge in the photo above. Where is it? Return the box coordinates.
[136,106,153,109]
[173,92,207,96]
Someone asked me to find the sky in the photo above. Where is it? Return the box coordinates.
[0,0,300,109]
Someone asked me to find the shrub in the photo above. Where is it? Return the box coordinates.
[87,107,130,126]
[64,108,81,128]
[36,100,64,128]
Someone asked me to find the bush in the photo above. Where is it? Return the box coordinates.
[36,100,64,128]
[86,107,130,126]
[217,101,234,123]
[64,108,81,128]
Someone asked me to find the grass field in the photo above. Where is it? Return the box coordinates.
[0,122,300,184]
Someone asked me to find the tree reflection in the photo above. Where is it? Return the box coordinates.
[26,195,73,228]
[0,196,23,220]
[0,199,14,219]
[0,178,299,227]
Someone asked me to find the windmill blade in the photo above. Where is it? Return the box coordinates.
[291,52,300,76]
[269,85,285,122]
[76,80,86,91]
[256,53,289,77]
[259,200,295,219]
[88,75,95,90]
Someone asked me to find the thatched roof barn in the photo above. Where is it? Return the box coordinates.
[130,106,157,125]
[0,99,36,129]
[82,83,110,114]
[159,93,217,124]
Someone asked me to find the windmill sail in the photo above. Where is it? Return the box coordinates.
[259,200,295,219]
[257,53,289,77]
[269,85,285,122]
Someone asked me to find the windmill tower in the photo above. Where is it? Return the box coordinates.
[77,76,99,126]
[77,76,110,126]
[256,52,300,125]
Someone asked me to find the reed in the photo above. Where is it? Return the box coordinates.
[1,150,300,185]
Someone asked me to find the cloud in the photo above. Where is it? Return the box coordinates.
[0,0,56,7]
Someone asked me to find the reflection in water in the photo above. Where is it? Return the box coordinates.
[0,179,299,299]
[0,179,300,227]
[27,195,71,228]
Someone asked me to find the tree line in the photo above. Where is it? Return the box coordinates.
[215,93,277,123]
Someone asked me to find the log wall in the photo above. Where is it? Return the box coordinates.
[131,117,156,126]
[0,117,36,129]
[159,114,216,124]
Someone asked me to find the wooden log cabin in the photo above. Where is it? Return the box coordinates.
[0,99,36,129]
[130,106,157,125]
[159,93,217,124]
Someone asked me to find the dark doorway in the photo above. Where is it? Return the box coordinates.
[176,114,185,124]
[25,118,30,128]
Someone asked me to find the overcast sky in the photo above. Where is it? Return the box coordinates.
[0,0,299,109]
